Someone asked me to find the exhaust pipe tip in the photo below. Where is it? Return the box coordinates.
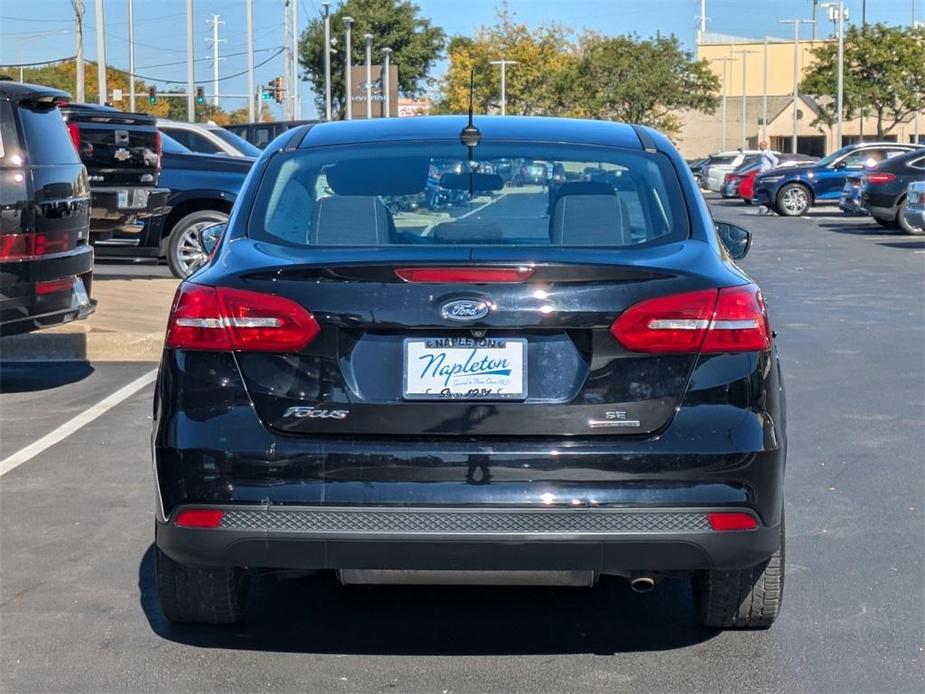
[630,577,656,593]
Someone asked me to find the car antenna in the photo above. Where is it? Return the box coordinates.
[459,69,480,197]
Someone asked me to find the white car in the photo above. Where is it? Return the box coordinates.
[157,119,261,158]
[702,150,767,193]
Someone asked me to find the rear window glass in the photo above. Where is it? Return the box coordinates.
[708,155,737,165]
[18,104,80,165]
[249,142,689,248]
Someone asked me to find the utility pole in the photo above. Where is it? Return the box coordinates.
[697,0,709,38]
[732,49,759,148]
[344,16,353,119]
[364,33,373,119]
[821,2,847,147]
[186,0,195,122]
[711,56,736,151]
[127,0,135,110]
[95,0,106,104]
[490,59,517,115]
[291,0,299,119]
[206,14,224,108]
[71,1,85,102]
[382,47,392,117]
[779,18,815,153]
[322,1,331,120]
[246,0,255,121]
[282,1,290,120]
[762,36,769,142]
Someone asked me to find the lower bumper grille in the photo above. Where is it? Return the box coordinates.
[219,508,712,535]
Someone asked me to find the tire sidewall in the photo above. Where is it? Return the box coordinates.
[897,199,925,235]
[777,183,811,217]
[166,210,229,279]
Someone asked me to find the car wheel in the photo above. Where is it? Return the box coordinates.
[166,210,229,279]
[692,517,784,629]
[743,198,753,206]
[874,216,900,229]
[776,184,811,216]
[897,199,925,235]
[155,547,248,625]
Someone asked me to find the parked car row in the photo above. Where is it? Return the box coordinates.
[698,141,923,234]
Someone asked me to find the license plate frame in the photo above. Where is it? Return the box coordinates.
[402,336,527,401]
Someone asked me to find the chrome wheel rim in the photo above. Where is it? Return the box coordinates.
[174,221,217,277]
[781,187,808,215]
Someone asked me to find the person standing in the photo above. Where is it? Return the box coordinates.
[758,141,780,173]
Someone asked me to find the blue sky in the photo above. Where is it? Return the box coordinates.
[1,0,919,119]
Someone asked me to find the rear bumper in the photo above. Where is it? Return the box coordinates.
[156,505,781,572]
[90,187,169,233]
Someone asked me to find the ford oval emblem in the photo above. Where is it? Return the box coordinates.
[441,299,489,322]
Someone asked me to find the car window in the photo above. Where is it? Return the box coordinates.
[253,126,274,148]
[17,104,81,165]
[708,155,736,166]
[159,131,193,154]
[249,142,689,249]
[162,128,224,155]
[212,128,261,157]
[0,101,17,162]
[907,156,925,171]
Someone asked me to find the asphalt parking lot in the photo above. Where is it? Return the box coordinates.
[1,197,923,693]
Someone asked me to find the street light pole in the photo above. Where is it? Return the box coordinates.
[128,0,135,111]
[364,33,373,119]
[344,17,353,119]
[382,47,392,118]
[711,57,736,151]
[71,0,85,102]
[291,0,299,119]
[246,0,255,122]
[820,3,847,146]
[489,59,517,115]
[762,36,769,141]
[732,49,759,148]
[95,0,106,104]
[186,0,195,122]
[322,0,331,120]
[780,18,815,154]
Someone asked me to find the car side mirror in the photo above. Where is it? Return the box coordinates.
[199,223,226,256]
[833,160,847,170]
[715,222,752,260]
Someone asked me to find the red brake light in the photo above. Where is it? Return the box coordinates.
[707,512,759,531]
[35,278,75,295]
[165,284,320,352]
[395,267,535,283]
[395,267,535,284]
[865,172,896,185]
[66,121,80,153]
[0,231,70,261]
[611,284,771,354]
[175,509,224,528]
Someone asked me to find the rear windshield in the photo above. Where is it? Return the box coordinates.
[708,155,737,166]
[249,142,689,248]
[213,128,261,157]
[18,104,81,166]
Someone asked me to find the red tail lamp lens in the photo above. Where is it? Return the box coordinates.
[395,267,535,283]
[35,278,75,295]
[66,122,80,152]
[175,509,225,528]
[865,172,896,185]
[707,512,759,531]
[611,284,772,354]
[166,284,320,352]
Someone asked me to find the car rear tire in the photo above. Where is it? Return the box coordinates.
[874,216,900,229]
[776,183,811,217]
[156,547,248,625]
[897,199,925,235]
[692,520,784,629]
[166,210,229,279]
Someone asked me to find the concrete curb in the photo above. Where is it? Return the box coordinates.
[1,331,164,363]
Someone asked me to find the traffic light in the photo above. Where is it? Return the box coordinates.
[195,86,205,105]
[273,76,284,104]
[148,86,157,105]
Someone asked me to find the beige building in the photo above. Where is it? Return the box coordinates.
[676,33,924,158]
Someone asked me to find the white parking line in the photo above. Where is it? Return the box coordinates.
[0,368,158,478]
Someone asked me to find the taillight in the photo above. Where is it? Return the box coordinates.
[35,278,75,295]
[707,512,758,531]
[865,172,896,185]
[154,129,162,170]
[175,509,224,528]
[395,267,535,283]
[0,230,71,261]
[165,284,320,352]
[66,121,80,153]
[611,284,772,354]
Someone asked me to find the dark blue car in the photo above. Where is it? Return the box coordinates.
[753,142,919,216]
[94,133,254,277]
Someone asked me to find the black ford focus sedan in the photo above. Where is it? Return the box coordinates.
[153,116,786,629]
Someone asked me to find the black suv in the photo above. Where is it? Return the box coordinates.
[0,80,95,336]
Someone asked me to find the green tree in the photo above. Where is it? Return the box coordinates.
[801,24,925,138]
[298,0,445,117]
[568,33,720,138]
[434,6,576,116]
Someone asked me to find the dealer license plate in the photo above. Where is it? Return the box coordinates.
[403,337,527,400]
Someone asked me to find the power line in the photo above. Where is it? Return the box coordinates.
[0,55,77,68]
[125,48,284,84]
[138,46,280,71]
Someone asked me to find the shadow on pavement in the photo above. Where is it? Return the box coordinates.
[877,239,925,250]
[138,545,718,656]
[0,360,95,393]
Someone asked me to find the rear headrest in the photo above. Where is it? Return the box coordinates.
[550,193,630,246]
[309,196,394,245]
